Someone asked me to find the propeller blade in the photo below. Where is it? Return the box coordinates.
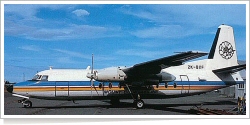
[91,54,93,74]
[91,54,94,97]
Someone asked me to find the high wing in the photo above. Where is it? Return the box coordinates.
[212,64,246,74]
[122,51,208,77]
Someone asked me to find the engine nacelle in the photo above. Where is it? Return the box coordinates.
[95,67,126,82]
[94,67,175,85]
[156,72,176,82]
[144,72,176,84]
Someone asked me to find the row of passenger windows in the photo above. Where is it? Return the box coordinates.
[32,75,48,81]
[155,83,177,88]
[99,83,177,89]
[163,83,177,88]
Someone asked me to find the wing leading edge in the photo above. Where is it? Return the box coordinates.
[123,51,208,75]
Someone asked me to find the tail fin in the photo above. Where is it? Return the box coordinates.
[208,24,238,68]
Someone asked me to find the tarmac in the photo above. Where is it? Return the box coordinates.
[3,90,246,117]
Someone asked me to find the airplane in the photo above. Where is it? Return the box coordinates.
[5,24,246,109]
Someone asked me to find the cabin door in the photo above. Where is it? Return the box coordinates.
[55,81,69,97]
[180,75,190,94]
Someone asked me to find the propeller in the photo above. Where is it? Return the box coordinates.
[90,54,94,96]
[86,54,97,97]
[86,54,95,78]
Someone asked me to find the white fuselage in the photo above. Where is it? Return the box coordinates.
[11,60,243,101]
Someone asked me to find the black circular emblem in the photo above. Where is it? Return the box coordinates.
[219,41,235,59]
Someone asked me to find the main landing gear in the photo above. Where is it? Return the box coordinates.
[110,97,144,109]
[18,99,32,108]
[133,96,144,109]
[125,84,145,109]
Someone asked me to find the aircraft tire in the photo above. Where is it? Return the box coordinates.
[24,100,32,108]
[134,99,144,109]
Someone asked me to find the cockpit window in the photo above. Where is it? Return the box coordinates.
[31,75,42,81]
[38,75,42,79]
[41,75,48,81]
[32,75,40,80]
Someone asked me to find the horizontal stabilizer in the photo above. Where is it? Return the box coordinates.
[212,64,246,74]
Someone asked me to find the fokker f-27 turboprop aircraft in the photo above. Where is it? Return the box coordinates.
[6,24,246,109]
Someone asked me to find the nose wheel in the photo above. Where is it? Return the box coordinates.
[18,99,32,108]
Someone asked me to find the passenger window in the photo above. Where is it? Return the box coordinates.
[174,83,177,88]
[109,82,112,88]
[165,83,168,88]
[99,83,103,89]
[41,75,48,81]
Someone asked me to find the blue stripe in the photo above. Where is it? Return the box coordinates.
[162,81,244,86]
[14,80,244,87]
[14,81,120,86]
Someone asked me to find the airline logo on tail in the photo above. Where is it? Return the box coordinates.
[219,41,235,59]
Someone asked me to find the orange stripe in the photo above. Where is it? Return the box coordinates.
[69,87,124,91]
[153,86,223,90]
[14,85,223,92]
[14,87,125,92]
[14,87,55,92]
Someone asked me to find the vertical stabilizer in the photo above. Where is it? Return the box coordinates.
[208,24,238,69]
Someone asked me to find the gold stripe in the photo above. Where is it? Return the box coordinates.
[14,87,125,92]
[153,86,222,90]
[14,87,55,92]
[14,86,222,92]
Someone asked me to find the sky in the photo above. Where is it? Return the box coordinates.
[2,1,248,83]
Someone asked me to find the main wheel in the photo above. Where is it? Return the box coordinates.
[24,100,32,108]
[134,100,144,109]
